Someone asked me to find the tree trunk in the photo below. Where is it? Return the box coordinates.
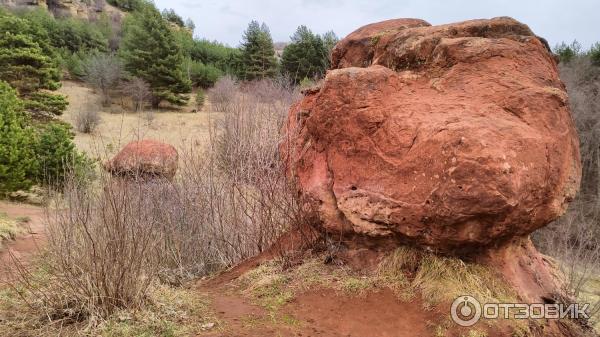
[151,96,161,109]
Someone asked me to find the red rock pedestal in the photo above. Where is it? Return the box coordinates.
[282,18,586,334]
[105,139,178,180]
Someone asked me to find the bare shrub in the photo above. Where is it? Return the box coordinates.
[73,102,101,133]
[214,94,283,181]
[534,202,600,326]
[83,53,123,107]
[7,176,164,321]
[108,13,123,52]
[5,76,313,327]
[240,76,300,106]
[560,57,600,198]
[94,0,106,12]
[121,77,151,112]
[209,75,238,112]
[214,77,300,180]
[143,108,154,124]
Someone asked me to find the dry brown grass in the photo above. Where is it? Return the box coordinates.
[57,81,224,159]
[0,212,24,249]
[0,274,216,337]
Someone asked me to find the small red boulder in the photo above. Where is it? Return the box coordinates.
[105,140,178,180]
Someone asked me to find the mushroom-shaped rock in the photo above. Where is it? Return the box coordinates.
[105,140,178,180]
[283,17,581,253]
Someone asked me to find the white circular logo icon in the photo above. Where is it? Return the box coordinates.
[451,296,482,327]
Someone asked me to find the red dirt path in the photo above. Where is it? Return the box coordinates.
[197,275,511,337]
[0,201,46,282]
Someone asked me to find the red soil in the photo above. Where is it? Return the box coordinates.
[0,201,46,282]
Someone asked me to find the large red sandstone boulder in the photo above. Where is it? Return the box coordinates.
[284,17,581,253]
[105,140,178,180]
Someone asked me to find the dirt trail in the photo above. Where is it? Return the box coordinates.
[0,201,46,280]
[198,283,455,337]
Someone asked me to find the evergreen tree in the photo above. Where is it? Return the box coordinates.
[239,21,277,80]
[190,39,242,76]
[590,42,600,67]
[35,122,92,186]
[162,8,185,28]
[120,4,191,107]
[0,14,61,94]
[0,12,66,118]
[0,81,37,195]
[554,40,582,63]
[322,30,339,66]
[281,26,328,83]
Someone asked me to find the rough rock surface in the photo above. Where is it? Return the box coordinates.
[0,0,122,20]
[284,17,581,253]
[105,140,178,180]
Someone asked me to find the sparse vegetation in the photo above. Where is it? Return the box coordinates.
[0,272,216,336]
[73,102,102,133]
[234,248,531,335]
[121,76,151,111]
[209,75,238,111]
[1,77,310,334]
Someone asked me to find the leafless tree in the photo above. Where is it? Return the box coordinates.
[83,53,123,107]
[73,101,101,133]
[121,77,151,112]
[209,75,238,112]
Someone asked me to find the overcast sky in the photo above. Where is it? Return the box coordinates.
[153,0,598,49]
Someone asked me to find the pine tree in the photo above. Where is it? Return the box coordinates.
[35,122,91,187]
[120,4,191,107]
[281,26,329,83]
[0,14,61,94]
[239,21,277,80]
[322,30,339,66]
[0,81,38,195]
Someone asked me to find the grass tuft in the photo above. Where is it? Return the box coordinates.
[0,212,23,248]
[411,254,517,308]
[236,248,534,336]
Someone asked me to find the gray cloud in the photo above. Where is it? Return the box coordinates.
[154,0,599,49]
